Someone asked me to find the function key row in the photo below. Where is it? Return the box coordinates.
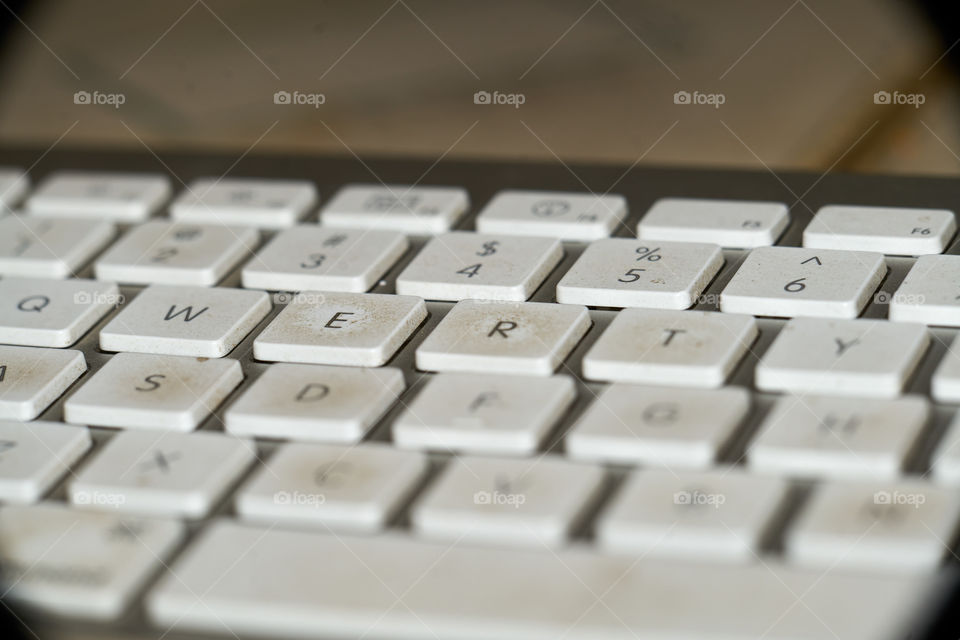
[2,167,958,252]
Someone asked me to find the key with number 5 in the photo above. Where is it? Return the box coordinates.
[720,247,884,318]
[557,239,722,309]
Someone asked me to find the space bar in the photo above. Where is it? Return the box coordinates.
[147,520,930,640]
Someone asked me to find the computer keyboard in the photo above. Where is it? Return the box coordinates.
[0,147,958,640]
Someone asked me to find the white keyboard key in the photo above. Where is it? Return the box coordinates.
[0,421,90,502]
[756,318,928,397]
[556,238,722,309]
[0,346,86,420]
[597,469,789,561]
[931,335,960,402]
[804,205,956,255]
[63,352,242,431]
[638,198,790,248]
[225,363,405,442]
[412,455,604,548]
[0,216,115,278]
[416,300,590,375]
[0,167,29,211]
[749,394,929,479]
[236,442,427,533]
[100,285,270,357]
[26,171,171,222]
[476,190,627,240]
[583,309,757,387]
[241,226,407,292]
[0,277,119,347]
[170,177,317,228]
[0,503,183,619]
[566,385,749,468]
[254,291,426,366]
[786,481,960,571]
[930,411,960,485]
[396,232,562,302]
[890,254,960,326]
[320,184,468,234]
[146,519,931,640]
[69,430,255,518]
[394,373,575,455]
[95,221,259,286]
[720,246,885,318]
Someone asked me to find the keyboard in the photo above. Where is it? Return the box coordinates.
[0,147,958,640]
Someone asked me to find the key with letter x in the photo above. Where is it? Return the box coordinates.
[721,246,884,318]
[415,300,590,375]
[756,317,928,397]
[99,285,270,357]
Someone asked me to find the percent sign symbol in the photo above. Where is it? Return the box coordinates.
[635,247,662,262]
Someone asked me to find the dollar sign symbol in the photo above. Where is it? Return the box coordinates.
[477,241,499,257]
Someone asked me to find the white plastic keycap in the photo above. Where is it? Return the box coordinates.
[749,394,929,479]
[556,238,722,309]
[566,384,750,468]
[396,232,562,302]
[0,277,119,347]
[242,226,408,292]
[170,177,317,228]
[225,364,405,442]
[931,335,960,403]
[0,346,86,420]
[476,190,628,240]
[69,430,255,518]
[804,205,956,255]
[99,285,270,357]
[26,171,171,222]
[582,309,757,387]
[393,373,576,455]
[930,411,960,485]
[415,300,590,376]
[0,216,115,278]
[236,442,428,533]
[721,246,885,318]
[412,454,605,548]
[95,221,259,286]
[756,318,928,397]
[638,198,790,248]
[0,503,183,619]
[146,519,931,640]
[597,468,789,561]
[890,255,960,326]
[0,167,29,211]
[320,184,468,234]
[254,291,426,366]
[786,480,960,571]
[64,352,242,431]
[0,421,91,502]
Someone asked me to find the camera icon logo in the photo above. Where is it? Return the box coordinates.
[274,490,291,505]
[74,490,90,504]
[673,90,691,105]
[873,90,891,105]
[473,490,491,504]
[874,490,891,504]
[474,90,491,105]
[673,490,692,505]
[274,90,292,105]
[73,90,91,105]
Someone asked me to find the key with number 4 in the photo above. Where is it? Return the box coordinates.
[556,239,722,309]
[721,246,884,318]
[397,232,562,302]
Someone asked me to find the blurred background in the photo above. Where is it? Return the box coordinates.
[0,0,958,174]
